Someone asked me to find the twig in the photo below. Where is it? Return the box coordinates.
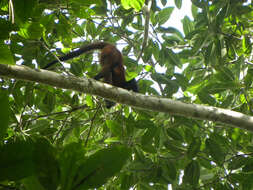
[53,114,69,143]
[27,105,89,122]
[9,0,14,24]
[137,0,152,62]
[84,104,102,147]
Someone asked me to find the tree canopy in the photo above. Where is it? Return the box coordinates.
[0,0,253,189]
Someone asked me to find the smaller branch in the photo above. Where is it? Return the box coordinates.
[90,13,142,20]
[28,105,89,122]
[53,114,69,143]
[137,0,152,62]
[84,105,101,147]
[9,0,14,24]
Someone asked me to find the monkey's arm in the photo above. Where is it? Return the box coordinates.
[94,64,113,80]
[123,78,138,92]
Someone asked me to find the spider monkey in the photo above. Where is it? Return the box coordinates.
[42,42,138,108]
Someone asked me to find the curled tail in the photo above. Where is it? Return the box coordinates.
[42,42,111,69]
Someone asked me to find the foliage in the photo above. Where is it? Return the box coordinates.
[0,0,253,189]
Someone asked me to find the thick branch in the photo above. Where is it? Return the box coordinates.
[1,64,253,131]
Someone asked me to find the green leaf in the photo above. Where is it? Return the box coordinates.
[158,26,184,41]
[70,0,102,6]
[221,95,234,108]
[141,127,157,146]
[0,18,17,40]
[86,21,97,38]
[71,94,79,106]
[121,0,145,11]
[187,138,201,159]
[92,3,107,16]
[86,95,94,107]
[181,16,194,36]
[59,143,86,190]
[151,73,171,84]
[42,92,56,113]
[214,67,235,82]
[142,45,153,62]
[120,173,134,190]
[227,155,248,170]
[141,143,157,153]
[164,140,183,154]
[0,43,14,65]
[156,7,174,25]
[13,0,38,23]
[242,158,253,173]
[206,138,226,165]
[167,49,182,67]
[166,128,183,141]
[73,145,131,189]
[164,161,177,181]
[161,0,167,6]
[198,157,213,170]
[26,120,50,134]
[132,119,155,129]
[174,0,182,9]
[33,138,59,190]
[191,0,205,8]
[202,82,234,94]
[241,174,253,190]
[0,89,10,141]
[106,120,122,136]
[183,160,200,186]
[174,73,188,91]
[24,84,34,107]
[12,82,25,109]
[228,173,244,184]
[22,176,46,190]
[104,137,120,144]
[244,68,253,88]
[242,35,252,55]
[164,80,179,97]
[123,57,139,72]
[71,61,84,76]
[0,138,35,181]
[192,32,209,55]
[27,22,45,39]
[197,91,216,105]
[191,4,198,18]
[236,6,252,15]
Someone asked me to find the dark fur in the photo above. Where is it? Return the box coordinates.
[43,42,138,108]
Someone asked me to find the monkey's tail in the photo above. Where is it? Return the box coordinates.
[42,42,111,69]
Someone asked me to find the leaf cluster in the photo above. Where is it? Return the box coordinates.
[1,0,253,189]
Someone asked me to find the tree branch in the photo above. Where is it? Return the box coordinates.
[1,63,253,131]
[137,0,151,62]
